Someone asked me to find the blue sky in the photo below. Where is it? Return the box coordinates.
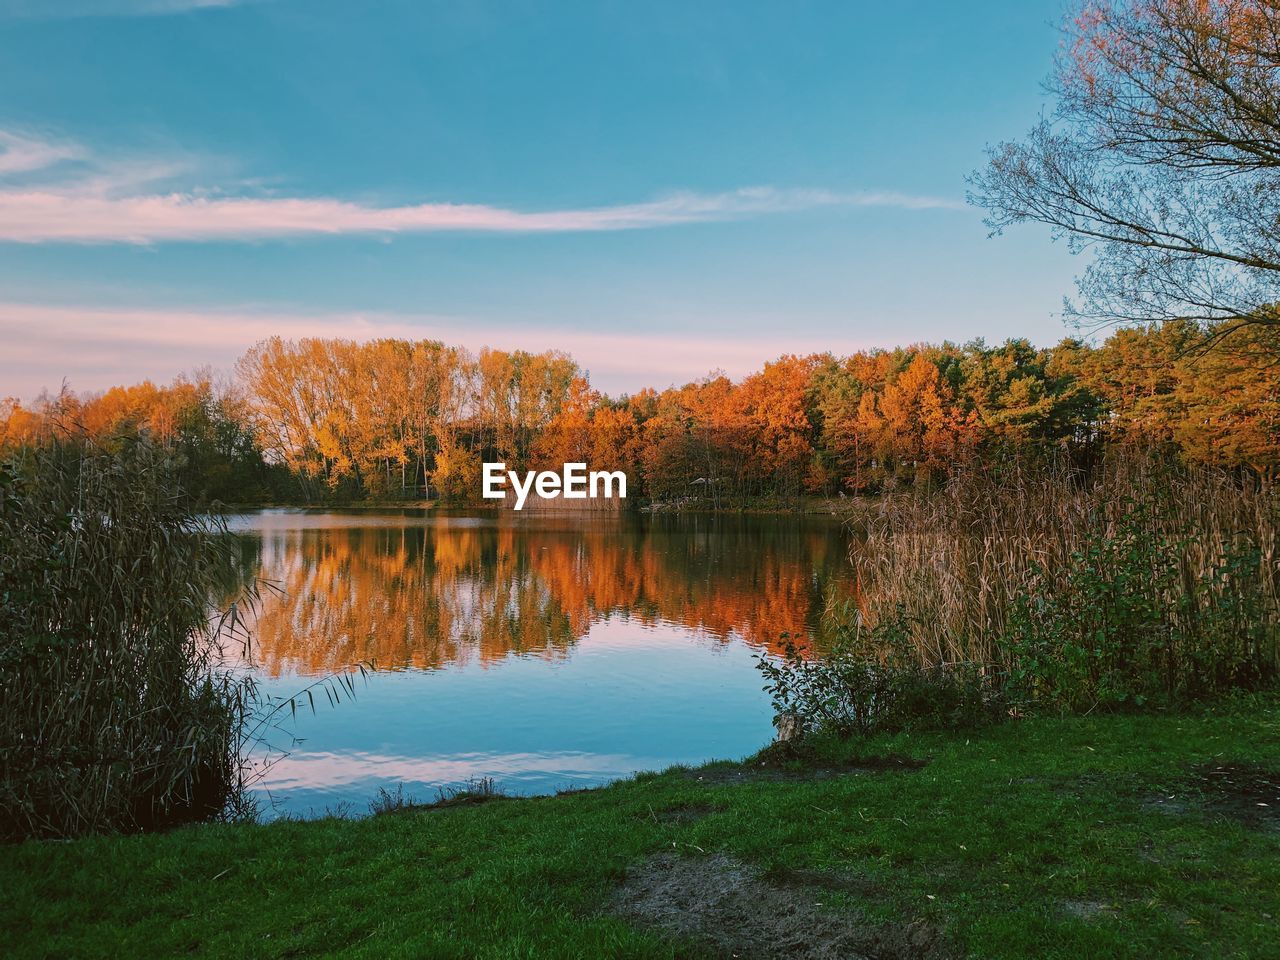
[0,0,1081,399]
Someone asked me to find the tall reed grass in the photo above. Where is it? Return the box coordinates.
[848,448,1278,706]
[0,437,254,840]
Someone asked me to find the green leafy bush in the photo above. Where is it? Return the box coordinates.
[1000,496,1277,711]
[756,613,1005,739]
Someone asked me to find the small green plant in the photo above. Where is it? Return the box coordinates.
[369,783,420,815]
[756,611,1004,739]
[369,778,506,815]
[433,776,503,808]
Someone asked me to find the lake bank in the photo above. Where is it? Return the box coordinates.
[6,700,1277,959]
[214,494,853,516]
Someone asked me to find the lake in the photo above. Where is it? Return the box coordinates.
[225,508,854,817]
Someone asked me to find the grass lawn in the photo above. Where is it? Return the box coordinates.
[3,698,1278,959]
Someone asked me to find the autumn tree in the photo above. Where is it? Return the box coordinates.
[1173,323,1280,468]
[734,354,826,495]
[12,323,1277,506]
[1066,319,1280,467]
[588,402,642,480]
[0,397,44,447]
[531,376,596,470]
[857,352,976,485]
[238,338,330,495]
[474,348,579,465]
[812,350,899,491]
[959,338,1102,444]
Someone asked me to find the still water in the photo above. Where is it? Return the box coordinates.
[225,508,854,817]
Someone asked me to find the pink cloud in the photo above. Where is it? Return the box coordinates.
[0,301,884,400]
[0,185,963,244]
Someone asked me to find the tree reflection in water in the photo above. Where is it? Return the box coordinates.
[227,510,854,677]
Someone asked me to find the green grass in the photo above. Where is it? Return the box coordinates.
[3,700,1278,959]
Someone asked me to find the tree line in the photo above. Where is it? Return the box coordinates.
[2,319,1277,504]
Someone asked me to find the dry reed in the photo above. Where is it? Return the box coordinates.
[0,436,255,840]
[850,449,1279,675]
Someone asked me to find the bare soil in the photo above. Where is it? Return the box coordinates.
[1145,762,1279,831]
[1190,762,1280,829]
[609,852,952,960]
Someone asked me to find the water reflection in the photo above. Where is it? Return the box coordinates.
[230,509,851,676]
[224,508,853,815]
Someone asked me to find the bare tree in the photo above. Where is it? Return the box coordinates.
[970,0,1280,344]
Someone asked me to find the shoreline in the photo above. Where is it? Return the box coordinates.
[214,495,857,518]
[7,699,1277,958]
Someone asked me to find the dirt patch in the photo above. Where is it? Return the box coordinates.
[609,852,951,960]
[767,866,884,898]
[684,753,926,787]
[1192,762,1280,829]
[1146,762,1280,831]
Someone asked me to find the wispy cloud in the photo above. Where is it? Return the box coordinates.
[0,301,884,400]
[0,129,964,245]
[0,130,83,175]
[0,186,964,244]
[0,0,256,19]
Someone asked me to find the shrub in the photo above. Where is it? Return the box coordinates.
[769,449,1279,736]
[756,614,1005,739]
[1000,499,1277,710]
[0,437,253,840]
[852,449,1277,661]
[848,448,1278,713]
